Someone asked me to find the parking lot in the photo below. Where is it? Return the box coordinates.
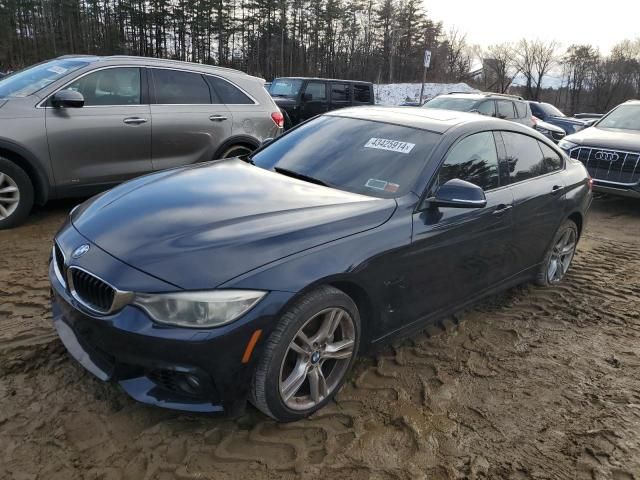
[0,194,639,479]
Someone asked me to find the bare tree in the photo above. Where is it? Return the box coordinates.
[482,42,519,93]
[512,39,559,100]
[443,28,471,81]
[562,44,599,113]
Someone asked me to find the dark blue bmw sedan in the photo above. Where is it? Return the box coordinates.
[50,107,592,421]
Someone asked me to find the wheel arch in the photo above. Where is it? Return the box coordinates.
[0,140,50,205]
[567,211,583,238]
[212,135,261,160]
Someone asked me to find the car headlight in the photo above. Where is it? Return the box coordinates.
[557,139,577,151]
[133,290,267,328]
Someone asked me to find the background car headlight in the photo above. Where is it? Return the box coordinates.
[133,290,266,328]
[557,139,577,152]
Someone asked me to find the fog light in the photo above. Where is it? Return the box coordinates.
[185,374,201,390]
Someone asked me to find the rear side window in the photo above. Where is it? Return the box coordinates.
[539,142,563,172]
[514,101,527,118]
[331,83,350,102]
[303,81,327,101]
[497,100,516,119]
[477,101,495,116]
[206,76,254,104]
[153,69,210,104]
[353,84,371,103]
[502,132,547,182]
[437,132,500,191]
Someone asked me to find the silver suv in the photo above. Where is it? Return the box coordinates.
[0,55,283,228]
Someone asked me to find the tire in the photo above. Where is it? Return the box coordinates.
[219,144,255,159]
[250,286,361,422]
[535,220,579,286]
[0,157,34,230]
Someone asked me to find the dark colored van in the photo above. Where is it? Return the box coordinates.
[268,77,374,128]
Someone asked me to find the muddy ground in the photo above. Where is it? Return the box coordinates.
[0,195,639,480]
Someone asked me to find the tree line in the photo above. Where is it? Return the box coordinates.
[1,0,638,113]
[0,0,473,83]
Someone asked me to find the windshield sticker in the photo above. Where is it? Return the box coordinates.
[384,182,400,193]
[364,137,416,154]
[47,66,68,75]
[366,179,388,190]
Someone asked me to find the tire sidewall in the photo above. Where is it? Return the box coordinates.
[262,291,361,422]
[537,220,578,286]
[220,145,254,159]
[0,158,34,230]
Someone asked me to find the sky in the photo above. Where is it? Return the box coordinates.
[425,0,640,54]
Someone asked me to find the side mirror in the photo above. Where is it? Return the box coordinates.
[51,90,85,108]
[429,178,487,209]
[302,92,312,102]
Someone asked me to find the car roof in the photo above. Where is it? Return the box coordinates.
[327,106,518,134]
[439,92,524,101]
[55,55,255,79]
[272,76,372,85]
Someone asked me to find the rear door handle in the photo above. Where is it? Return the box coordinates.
[123,117,148,125]
[209,115,228,122]
[550,185,563,195]
[493,204,513,215]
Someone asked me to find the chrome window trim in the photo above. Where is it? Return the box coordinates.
[52,243,67,289]
[147,66,259,106]
[36,65,145,109]
[67,265,134,316]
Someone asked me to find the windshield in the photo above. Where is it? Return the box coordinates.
[269,78,303,98]
[0,58,96,99]
[423,96,479,112]
[252,116,441,198]
[596,104,640,131]
[538,103,565,117]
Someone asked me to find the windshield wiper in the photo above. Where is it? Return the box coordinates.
[274,167,329,187]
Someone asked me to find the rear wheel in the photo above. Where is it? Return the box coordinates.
[535,220,578,286]
[250,286,360,422]
[0,157,34,230]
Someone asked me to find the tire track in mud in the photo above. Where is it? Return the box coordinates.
[1,202,640,479]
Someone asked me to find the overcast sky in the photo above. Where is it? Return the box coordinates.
[425,0,640,54]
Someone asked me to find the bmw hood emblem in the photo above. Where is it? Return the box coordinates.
[72,244,90,259]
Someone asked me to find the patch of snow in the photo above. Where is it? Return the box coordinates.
[374,82,479,106]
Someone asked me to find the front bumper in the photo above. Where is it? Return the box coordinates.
[592,181,640,199]
[49,225,294,414]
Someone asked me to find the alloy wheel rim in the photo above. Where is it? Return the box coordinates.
[547,229,577,283]
[279,307,356,411]
[0,172,20,220]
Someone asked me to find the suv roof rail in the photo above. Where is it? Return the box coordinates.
[96,55,248,75]
[480,92,524,100]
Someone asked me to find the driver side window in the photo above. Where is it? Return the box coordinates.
[436,132,500,192]
[63,68,141,106]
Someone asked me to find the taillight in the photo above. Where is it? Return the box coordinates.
[271,111,284,128]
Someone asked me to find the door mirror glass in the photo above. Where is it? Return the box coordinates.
[431,178,487,208]
[51,90,85,108]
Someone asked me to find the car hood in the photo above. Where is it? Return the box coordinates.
[566,126,640,151]
[72,159,396,290]
[550,116,588,127]
[271,97,297,109]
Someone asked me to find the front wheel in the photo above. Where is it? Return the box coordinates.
[0,157,34,230]
[535,220,579,286]
[250,286,360,422]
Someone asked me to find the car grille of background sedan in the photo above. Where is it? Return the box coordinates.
[70,268,116,313]
[570,147,640,185]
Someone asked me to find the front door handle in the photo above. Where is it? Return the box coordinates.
[550,185,563,195]
[123,117,148,125]
[209,115,228,122]
[493,204,513,215]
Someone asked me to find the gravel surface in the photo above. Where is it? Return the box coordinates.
[0,194,639,480]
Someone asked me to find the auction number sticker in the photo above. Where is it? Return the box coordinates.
[364,137,415,154]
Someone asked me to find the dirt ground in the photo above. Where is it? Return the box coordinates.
[1,194,639,480]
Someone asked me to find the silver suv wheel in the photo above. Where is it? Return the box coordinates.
[0,172,20,220]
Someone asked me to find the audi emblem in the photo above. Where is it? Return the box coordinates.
[594,151,619,162]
